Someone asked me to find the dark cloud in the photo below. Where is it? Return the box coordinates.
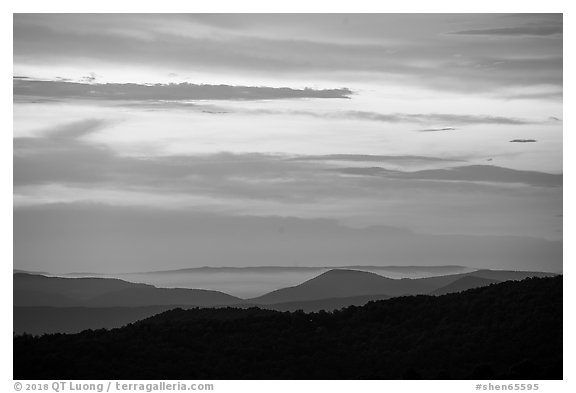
[13,84,537,127]
[326,111,533,125]
[242,109,535,126]
[13,79,352,101]
[418,127,457,132]
[500,91,562,101]
[291,154,463,164]
[44,118,114,140]
[14,120,118,186]
[361,112,533,126]
[80,72,99,83]
[334,165,562,188]
[450,25,562,37]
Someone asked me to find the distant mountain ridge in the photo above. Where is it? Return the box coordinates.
[14,268,557,335]
[14,268,556,308]
[248,268,555,305]
[14,264,475,276]
[130,264,474,274]
[14,273,241,308]
[13,265,478,299]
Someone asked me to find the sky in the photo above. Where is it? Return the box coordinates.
[13,14,563,274]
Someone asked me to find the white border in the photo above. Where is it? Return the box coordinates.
[3,3,572,392]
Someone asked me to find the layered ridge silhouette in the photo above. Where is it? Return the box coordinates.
[14,268,556,334]
[248,268,554,304]
[14,273,242,307]
[14,276,562,379]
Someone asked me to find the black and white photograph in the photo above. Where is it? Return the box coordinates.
[9,8,568,386]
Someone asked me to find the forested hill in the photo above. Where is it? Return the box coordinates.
[14,276,562,380]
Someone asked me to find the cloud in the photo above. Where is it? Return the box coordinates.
[43,118,114,140]
[418,127,457,132]
[343,111,536,125]
[450,25,562,37]
[14,120,560,205]
[291,154,464,164]
[13,79,353,101]
[14,120,118,186]
[500,91,562,101]
[404,165,561,187]
[14,122,337,203]
[13,119,562,243]
[16,119,556,195]
[13,84,538,128]
[239,109,536,126]
[333,165,562,188]
[80,72,99,83]
[14,14,562,92]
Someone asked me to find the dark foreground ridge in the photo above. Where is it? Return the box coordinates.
[14,276,562,380]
